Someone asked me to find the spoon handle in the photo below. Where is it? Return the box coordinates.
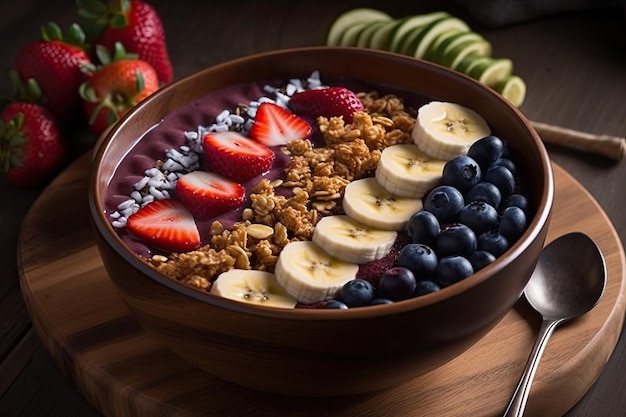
[503,318,563,417]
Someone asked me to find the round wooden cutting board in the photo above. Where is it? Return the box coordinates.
[18,153,626,417]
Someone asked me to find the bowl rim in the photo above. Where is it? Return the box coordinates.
[89,46,554,320]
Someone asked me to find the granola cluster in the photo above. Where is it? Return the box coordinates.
[149,91,417,293]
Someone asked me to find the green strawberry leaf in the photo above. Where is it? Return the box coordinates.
[75,0,109,43]
[24,79,44,103]
[76,0,108,16]
[10,147,25,168]
[110,14,129,29]
[41,22,63,42]
[112,42,138,61]
[135,71,145,94]
[109,0,132,28]
[0,113,27,171]
[66,23,88,47]
[95,44,113,66]
[9,113,26,132]
[41,21,89,49]
[106,108,118,125]
[78,83,99,103]
[6,70,44,104]
[93,42,138,66]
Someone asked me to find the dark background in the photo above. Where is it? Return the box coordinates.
[1,1,625,416]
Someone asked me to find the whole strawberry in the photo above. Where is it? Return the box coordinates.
[0,102,65,187]
[79,43,160,136]
[12,22,91,124]
[78,0,173,84]
[288,86,364,123]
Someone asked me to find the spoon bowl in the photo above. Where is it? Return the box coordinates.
[503,232,606,416]
[524,232,606,321]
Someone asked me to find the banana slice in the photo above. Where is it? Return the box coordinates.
[274,240,359,304]
[375,144,446,198]
[343,177,423,231]
[412,101,491,160]
[312,215,397,264]
[210,269,298,309]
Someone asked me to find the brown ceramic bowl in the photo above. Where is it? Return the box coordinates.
[89,47,554,396]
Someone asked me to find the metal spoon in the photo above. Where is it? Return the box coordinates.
[503,232,606,417]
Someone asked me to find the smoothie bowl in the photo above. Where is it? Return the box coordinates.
[89,47,554,396]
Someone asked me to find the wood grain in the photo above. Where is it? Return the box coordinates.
[17,152,626,417]
[532,121,626,161]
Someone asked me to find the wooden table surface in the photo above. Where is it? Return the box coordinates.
[1,1,625,416]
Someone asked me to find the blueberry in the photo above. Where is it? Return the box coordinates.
[378,267,417,301]
[492,157,517,176]
[436,223,477,257]
[424,185,464,224]
[468,250,496,271]
[370,298,394,305]
[414,280,441,296]
[396,243,438,278]
[466,181,501,209]
[483,165,516,197]
[478,231,510,257]
[406,210,440,245]
[503,193,529,214]
[436,256,474,287]
[441,155,482,193]
[499,206,527,242]
[458,201,499,235]
[467,135,504,169]
[324,299,349,309]
[339,279,375,307]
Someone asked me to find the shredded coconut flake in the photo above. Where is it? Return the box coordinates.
[110,71,328,229]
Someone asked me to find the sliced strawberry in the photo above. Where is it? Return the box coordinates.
[203,131,275,182]
[126,199,201,253]
[288,86,364,123]
[175,170,245,220]
[248,102,312,146]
